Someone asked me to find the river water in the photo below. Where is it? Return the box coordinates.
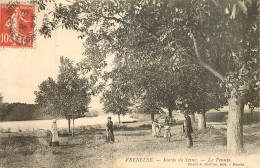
[0,114,137,132]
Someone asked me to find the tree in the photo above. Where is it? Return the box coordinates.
[127,64,173,122]
[35,77,58,116]
[138,93,162,122]
[152,64,179,120]
[101,66,133,126]
[35,56,92,134]
[39,0,259,154]
[102,63,166,122]
[180,67,226,130]
[0,103,9,121]
[101,83,132,126]
[182,0,259,154]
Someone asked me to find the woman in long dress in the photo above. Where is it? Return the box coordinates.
[155,119,161,137]
[152,121,157,137]
[51,119,59,146]
[152,119,161,137]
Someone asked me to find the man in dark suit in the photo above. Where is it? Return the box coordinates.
[183,114,193,147]
[106,116,114,142]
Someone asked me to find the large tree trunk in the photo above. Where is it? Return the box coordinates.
[227,96,244,154]
[68,118,71,133]
[189,113,195,124]
[151,112,155,122]
[168,108,173,120]
[250,108,254,123]
[118,114,121,126]
[198,111,206,130]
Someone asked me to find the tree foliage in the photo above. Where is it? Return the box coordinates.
[101,65,135,124]
[176,67,226,114]
[35,56,92,120]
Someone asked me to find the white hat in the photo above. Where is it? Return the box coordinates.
[52,119,57,123]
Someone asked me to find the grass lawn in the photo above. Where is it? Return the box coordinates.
[0,121,259,168]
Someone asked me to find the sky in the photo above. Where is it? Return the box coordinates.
[0,3,103,110]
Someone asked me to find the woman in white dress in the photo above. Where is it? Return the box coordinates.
[152,119,161,137]
[51,119,59,146]
[152,121,157,137]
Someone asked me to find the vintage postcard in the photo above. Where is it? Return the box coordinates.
[0,0,259,168]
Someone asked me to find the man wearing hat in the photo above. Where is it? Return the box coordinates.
[106,116,114,142]
[51,119,59,146]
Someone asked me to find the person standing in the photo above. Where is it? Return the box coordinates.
[165,117,169,124]
[106,116,114,142]
[183,114,193,147]
[155,119,161,137]
[152,120,157,137]
[164,120,171,142]
[51,119,59,146]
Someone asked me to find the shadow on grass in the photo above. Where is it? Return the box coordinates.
[243,135,260,145]
[193,127,227,146]
[212,136,227,146]
[117,133,148,136]
[114,124,151,131]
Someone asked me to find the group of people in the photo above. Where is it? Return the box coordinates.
[151,117,173,140]
[151,114,193,147]
[152,119,161,137]
[49,114,193,148]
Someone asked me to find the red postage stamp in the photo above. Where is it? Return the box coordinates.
[0,3,35,48]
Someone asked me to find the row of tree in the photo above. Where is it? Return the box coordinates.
[0,91,53,121]
[37,0,259,154]
[0,103,50,121]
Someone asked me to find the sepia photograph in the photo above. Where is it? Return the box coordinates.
[0,0,259,167]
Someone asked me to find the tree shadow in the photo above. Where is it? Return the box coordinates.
[243,135,260,145]
[212,136,227,146]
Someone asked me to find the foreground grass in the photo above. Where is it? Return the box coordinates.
[0,123,259,168]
